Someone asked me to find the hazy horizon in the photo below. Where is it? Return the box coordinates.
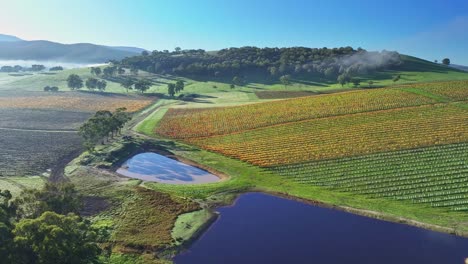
[1,0,467,64]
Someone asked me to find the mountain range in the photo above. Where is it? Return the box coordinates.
[0,34,145,63]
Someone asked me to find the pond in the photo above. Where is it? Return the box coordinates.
[116,152,220,184]
[174,193,468,264]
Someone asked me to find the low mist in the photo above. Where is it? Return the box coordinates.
[0,60,106,70]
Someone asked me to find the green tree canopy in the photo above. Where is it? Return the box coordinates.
[13,212,100,264]
[67,74,83,90]
[85,78,98,90]
[134,79,152,93]
[121,78,134,93]
[14,182,82,220]
[168,83,176,97]
[175,80,185,93]
[96,80,107,92]
[442,58,450,65]
[279,75,291,88]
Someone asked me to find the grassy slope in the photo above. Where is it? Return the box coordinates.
[1,55,465,97]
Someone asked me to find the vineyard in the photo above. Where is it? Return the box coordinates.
[188,104,468,166]
[0,92,154,112]
[398,80,468,101]
[270,143,468,211]
[153,81,468,213]
[157,88,438,138]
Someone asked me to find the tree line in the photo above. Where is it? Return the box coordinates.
[79,108,131,151]
[117,46,402,83]
[0,65,64,73]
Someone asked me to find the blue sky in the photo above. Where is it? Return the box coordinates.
[1,0,468,64]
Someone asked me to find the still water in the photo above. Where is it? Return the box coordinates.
[116,152,220,184]
[174,193,468,264]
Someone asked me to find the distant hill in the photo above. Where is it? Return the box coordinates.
[0,34,143,63]
[0,34,23,42]
[111,46,147,54]
[450,64,468,72]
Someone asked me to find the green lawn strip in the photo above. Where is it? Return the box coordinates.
[135,107,169,136]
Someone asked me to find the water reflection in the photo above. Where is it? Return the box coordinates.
[117,152,220,184]
[174,193,468,264]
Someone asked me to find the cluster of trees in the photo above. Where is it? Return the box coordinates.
[167,80,185,97]
[91,66,128,77]
[119,78,152,93]
[43,86,59,92]
[85,78,107,91]
[0,183,101,264]
[49,66,63,71]
[0,64,48,73]
[79,108,131,151]
[118,47,402,82]
[67,74,107,91]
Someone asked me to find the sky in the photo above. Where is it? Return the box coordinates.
[1,0,468,64]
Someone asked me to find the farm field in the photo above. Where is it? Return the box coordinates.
[151,80,468,221]
[156,88,442,138]
[0,91,154,112]
[0,81,157,178]
[270,143,468,211]
[0,128,82,176]
[187,103,467,166]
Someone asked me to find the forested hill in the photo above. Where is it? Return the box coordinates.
[119,46,402,81]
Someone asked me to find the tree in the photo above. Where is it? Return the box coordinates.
[0,190,15,263]
[141,50,149,56]
[175,47,182,53]
[393,74,401,84]
[96,80,107,92]
[121,78,134,93]
[175,80,184,93]
[279,75,291,88]
[31,65,45,71]
[434,60,438,64]
[90,67,101,76]
[67,74,83,90]
[134,79,152,93]
[337,74,347,87]
[43,86,51,92]
[351,78,361,87]
[13,212,100,264]
[367,80,374,88]
[230,84,235,89]
[168,83,176,97]
[442,58,450,65]
[85,78,98,90]
[49,66,63,71]
[103,66,116,77]
[14,182,82,219]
